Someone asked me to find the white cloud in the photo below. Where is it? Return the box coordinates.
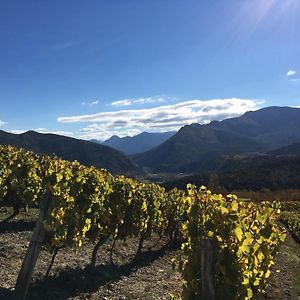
[35,127,48,132]
[111,97,164,107]
[286,70,300,83]
[0,120,6,127]
[9,129,27,134]
[80,123,141,140]
[58,98,263,140]
[35,128,74,137]
[287,70,296,77]
[8,129,28,134]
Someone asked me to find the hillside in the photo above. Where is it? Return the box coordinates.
[269,142,300,156]
[209,106,300,150]
[102,131,176,155]
[0,130,141,175]
[162,154,300,192]
[133,106,300,173]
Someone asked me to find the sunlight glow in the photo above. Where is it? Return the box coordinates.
[250,0,298,26]
[230,0,298,43]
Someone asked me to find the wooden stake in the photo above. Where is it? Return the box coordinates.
[201,238,216,300]
[14,191,53,300]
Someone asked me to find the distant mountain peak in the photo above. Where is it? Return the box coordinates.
[108,135,122,140]
[22,130,38,135]
[102,131,176,155]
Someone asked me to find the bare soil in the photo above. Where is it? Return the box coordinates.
[0,209,181,300]
[266,231,300,300]
[0,208,299,300]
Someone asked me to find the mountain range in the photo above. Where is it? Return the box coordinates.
[101,131,176,155]
[0,130,140,176]
[132,106,300,173]
[1,106,300,177]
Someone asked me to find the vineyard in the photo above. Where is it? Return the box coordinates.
[280,212,300,244]
[0,145,295,299]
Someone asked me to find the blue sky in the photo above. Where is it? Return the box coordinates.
[0,0,299,140]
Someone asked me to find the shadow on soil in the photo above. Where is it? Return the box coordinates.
[0,287,14,300]
[0,220,36,234]
[26,244,176,300]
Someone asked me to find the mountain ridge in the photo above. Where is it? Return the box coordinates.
[102,131,176,155]
[268,142,300,156]
[132,106,300,173]
[0,130,141,176]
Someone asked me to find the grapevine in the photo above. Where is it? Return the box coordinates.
[0,145,287,299]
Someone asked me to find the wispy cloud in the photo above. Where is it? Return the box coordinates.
[58,98,263,140]
[50,41,78,51]
[287,69,296,77]
[286,70,300,84]
[82,100,100,106]
[39,130,74,136]
[0,120,6,127]
[33,128,74,136]
[290,78,300,84]
[111,97,164,107]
